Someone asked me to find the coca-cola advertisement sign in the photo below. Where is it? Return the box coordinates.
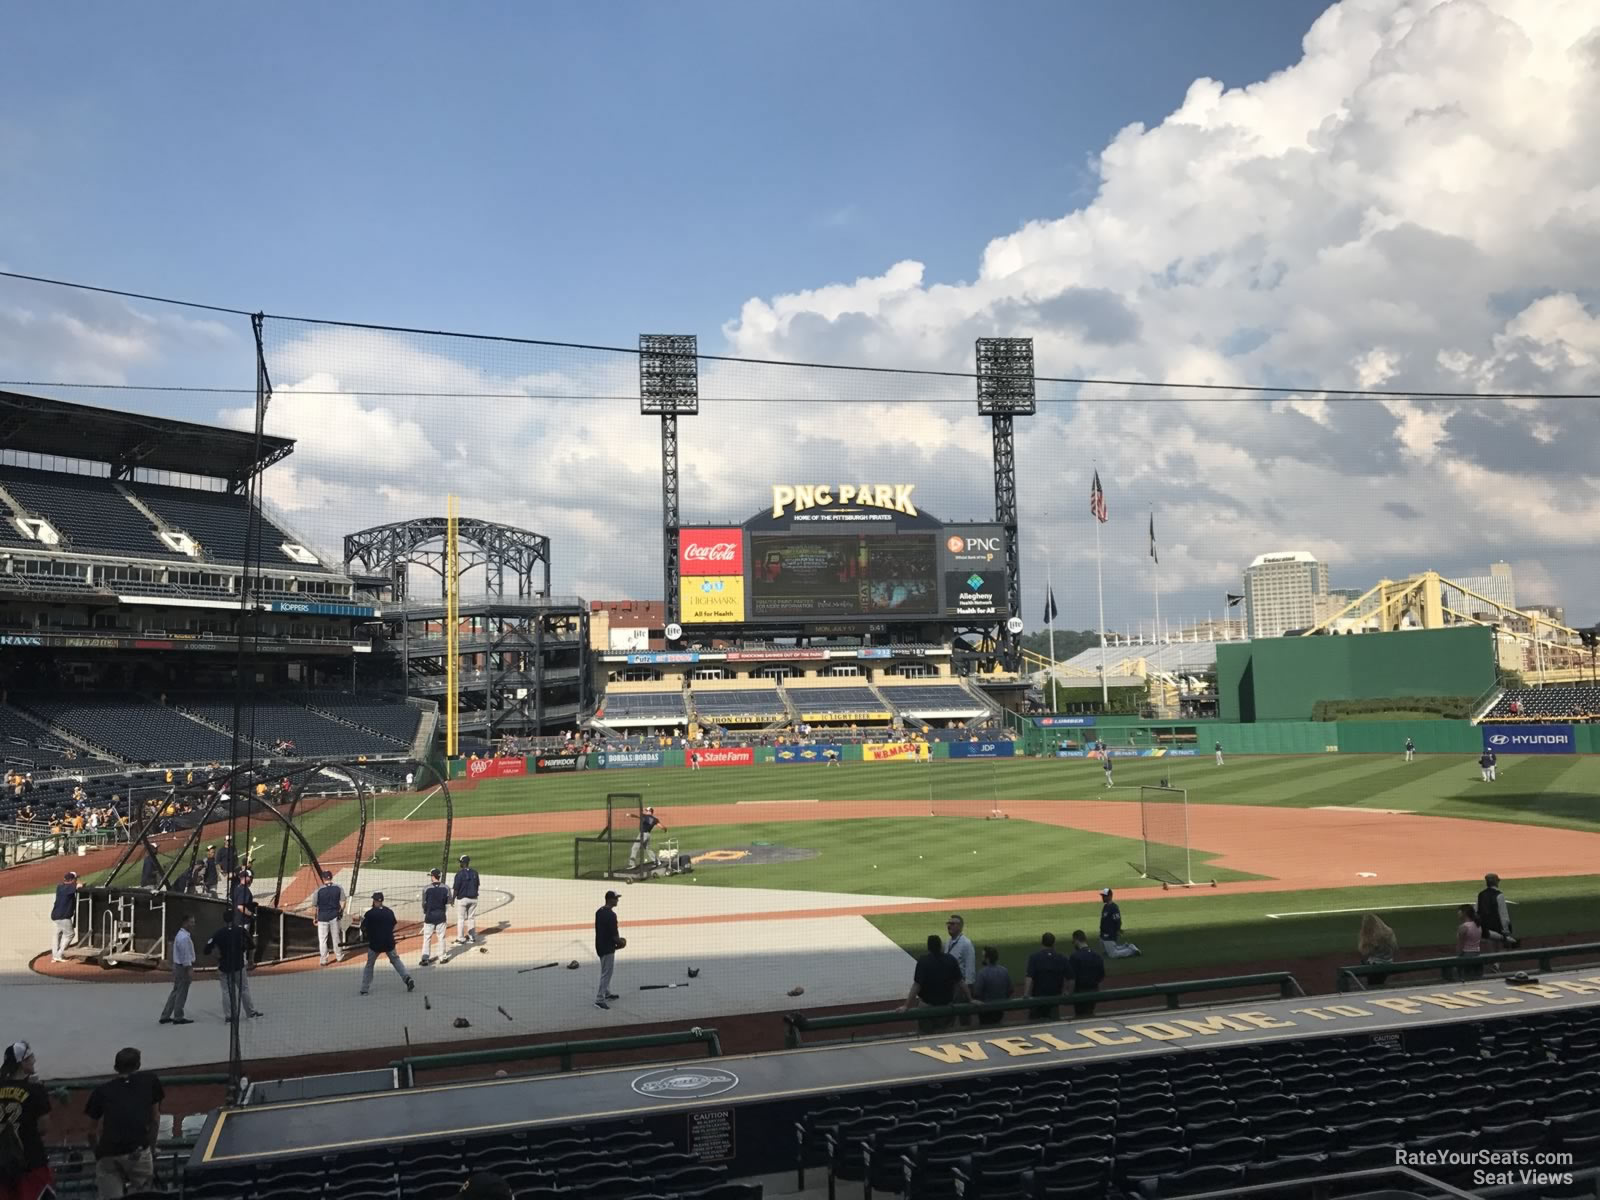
[689,747,755,768]
[680,528,744,576]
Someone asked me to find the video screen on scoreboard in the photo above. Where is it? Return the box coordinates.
[749,533,939,619]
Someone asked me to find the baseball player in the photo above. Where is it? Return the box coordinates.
[628,807,663,868]
[49,870,79,962]
[594,890,624,1009]
[313,870,346,965]
[1214,740,1224,767]
[453,854,481,945]
[1404,736,1415,763]
[419,869,450,965]
[1102,754,1114,790]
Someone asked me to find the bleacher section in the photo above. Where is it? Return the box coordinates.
[691,688,787,723]
[0,705,87,769]
[173,698,410,759]
[788,685,890,722]
[303,692,424,745]
[18,695,238,764]
[879,683,988,718]
[0,466,180,560]
[598,691,688,725]
[1486,685,1600,720]
[128,480,321,569]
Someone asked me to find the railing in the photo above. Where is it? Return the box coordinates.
[1337,941,1600,991]
[784,971,1303,1048]
[390,1027,722,1086]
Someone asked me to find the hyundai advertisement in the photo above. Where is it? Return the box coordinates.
[1481,724,1575,755]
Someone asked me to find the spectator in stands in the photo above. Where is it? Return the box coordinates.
[944,916,977,1026]
[1023,932,1069,1020]
[1477,873,1517,951]
[1453,905,1483,982]
[900,935,969,1034]
[205,911,262,1021]
[457,1172,513,1200]
[419,870,450,966]
[972,946,1012,1026]
[84,1047,163,1200]
[1097,889,1141,958]
[1509,698,1522,716]
[158,915,196,1026]
[1357,914,1398,986]
[49,870,79,963]
[357,892,414,996]
[1068,930,1107,1016]
[314,871,346,966]
[0,1040,52,1200]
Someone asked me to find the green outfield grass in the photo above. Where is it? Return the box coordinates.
[437,752,1600,834]
[375,816,1263,897]
[868,873,1600,986]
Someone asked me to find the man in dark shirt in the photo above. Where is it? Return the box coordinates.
[84,1046,163,1198]
[628,807,663,869]
[201,847,220,898]
[593,891,623,1009]
[1068,930,1107,1017]
[216,836,237,879]
[900,934,970,1035]
[314,871,346,966]
[204,911,261,1021]
[419,870,450,966]
[0,1041,52,1200]
[1098,888,1141,958]
[453,854,481,945]
[49,870,79,963]
[1477,872,1517,949]
[1023,932,1070,1020]
[357,892,414,996]
[138,840,163,891]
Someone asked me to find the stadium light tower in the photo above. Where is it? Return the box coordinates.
[640,335,700,640]
[976,337,1036,669]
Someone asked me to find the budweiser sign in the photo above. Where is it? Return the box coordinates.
[680,528,744,576]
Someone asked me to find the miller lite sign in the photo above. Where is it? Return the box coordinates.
[680,528,743,575]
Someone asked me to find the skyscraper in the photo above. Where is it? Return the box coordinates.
[1243,551,1330,639]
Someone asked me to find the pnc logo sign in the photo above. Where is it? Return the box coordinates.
[680,528,743,575]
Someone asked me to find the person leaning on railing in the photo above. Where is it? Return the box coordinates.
[1357,914,1398,987]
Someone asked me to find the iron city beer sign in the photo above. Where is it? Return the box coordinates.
[771,483,918,519]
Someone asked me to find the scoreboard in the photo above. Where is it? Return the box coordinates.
[678,484,1008,626]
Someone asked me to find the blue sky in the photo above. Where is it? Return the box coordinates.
[4,1,1597,630]
[4,1,1329,346]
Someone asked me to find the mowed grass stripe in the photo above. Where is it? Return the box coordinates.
[375,817,1260,899]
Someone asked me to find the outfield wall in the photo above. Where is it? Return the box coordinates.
[1216,627,1497,722]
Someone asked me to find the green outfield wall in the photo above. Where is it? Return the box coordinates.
[1216,627,1497,722]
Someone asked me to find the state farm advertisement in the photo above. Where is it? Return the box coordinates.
[466,757,527,780]
[680,528,744,576]
[689,747,755,768]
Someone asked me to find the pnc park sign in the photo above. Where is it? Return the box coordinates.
[770,483,918,519]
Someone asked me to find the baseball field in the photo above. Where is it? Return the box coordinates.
[340,750,1600,985]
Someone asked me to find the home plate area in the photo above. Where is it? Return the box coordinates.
[689,842,821,867]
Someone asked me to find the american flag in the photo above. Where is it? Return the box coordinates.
[1090,471,1108,524]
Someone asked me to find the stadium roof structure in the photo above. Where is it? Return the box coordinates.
[0,390,293,486]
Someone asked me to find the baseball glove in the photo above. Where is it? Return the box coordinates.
[615,937,627,950]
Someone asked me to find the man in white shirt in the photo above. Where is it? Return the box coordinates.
[945,914,977,1026]
[159,914,197,1025]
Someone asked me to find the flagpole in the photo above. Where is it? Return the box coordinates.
[1152,512,1162,648]
[1046,541,1059,712]
[1095,515,1108,707]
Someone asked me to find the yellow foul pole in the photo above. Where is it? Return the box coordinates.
[446,494,460,759]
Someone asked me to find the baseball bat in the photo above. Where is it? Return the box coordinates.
[517,962,560,974]
[639,983,691,990]
[498,1006,513,1021]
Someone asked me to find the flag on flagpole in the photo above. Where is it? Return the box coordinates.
[1090,471,1108,523]
[1149,512,1157,564]
[1043,587,1058,625]
[1226,593,1244,608]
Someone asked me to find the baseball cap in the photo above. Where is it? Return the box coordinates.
[605,890,620,901]
[459,854,470,863]
[372,891,385,902]
[646,806,654,814]
[429,869,441,879]
[1099,888,1112,897]
[64,871,78,880]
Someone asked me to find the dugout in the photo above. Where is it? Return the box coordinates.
[1216,626,1497,722]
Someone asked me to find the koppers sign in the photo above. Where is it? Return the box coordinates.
[863,741,931,763]
[689,747,754,768]
[948,741,1016,759]
[680,529,744,576]
[1482,724,1575,755]
[466,757,527,779]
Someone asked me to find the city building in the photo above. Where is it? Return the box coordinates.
[1242,551,1330,639]
[1442,561,1515,618]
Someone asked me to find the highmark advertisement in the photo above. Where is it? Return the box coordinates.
[863,741,931,763]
